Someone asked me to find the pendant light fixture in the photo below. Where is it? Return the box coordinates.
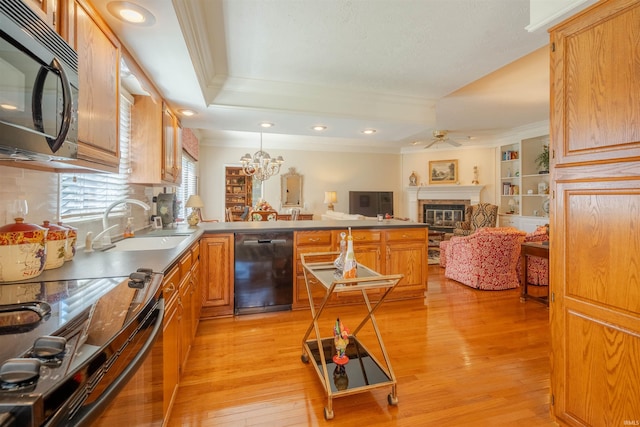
[240,133,284,181]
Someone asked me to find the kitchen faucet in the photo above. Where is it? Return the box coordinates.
[85,198,151,251]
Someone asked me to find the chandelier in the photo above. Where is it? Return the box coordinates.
[240,133,284,181]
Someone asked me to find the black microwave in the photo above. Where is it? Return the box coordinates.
[0,0,78,161]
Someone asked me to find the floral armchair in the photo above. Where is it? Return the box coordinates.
[453,203,498,236]
[441,227,526,290]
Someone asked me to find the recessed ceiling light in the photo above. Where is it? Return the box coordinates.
[107,2,156,26]
[179,109,196,116]
[362,129,376,135]
[260,122,274,128]
[312,125,327,131]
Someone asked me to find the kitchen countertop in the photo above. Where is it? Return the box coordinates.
[5,219,425,283]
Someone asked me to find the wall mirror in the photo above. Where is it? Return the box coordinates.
[281,167,303,208]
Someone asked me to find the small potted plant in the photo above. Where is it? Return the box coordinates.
[536,145,549,174]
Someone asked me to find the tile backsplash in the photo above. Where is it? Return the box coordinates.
[0,165,160,249]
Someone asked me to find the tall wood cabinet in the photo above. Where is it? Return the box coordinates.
[549,1,640,425]
[225,167,253,220]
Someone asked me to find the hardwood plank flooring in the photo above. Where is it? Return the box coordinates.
[169,265,556,426]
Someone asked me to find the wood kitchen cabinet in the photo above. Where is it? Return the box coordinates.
[293,230,334,309]
[292,226,427,310]
[129,95,184,184]
[162,105,182,184]
[129,95,163,183]
[24,0,56,26]
[549,1,640,425]
[162,240,201,420]
[59,0,120,171]
[200,234,234,318]
[384,228,427,299]
[162,266,180,420]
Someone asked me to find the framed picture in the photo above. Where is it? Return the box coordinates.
[428,159,458,184]
[152,216,163,229]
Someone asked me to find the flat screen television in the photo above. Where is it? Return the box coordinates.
[348,191,394,217]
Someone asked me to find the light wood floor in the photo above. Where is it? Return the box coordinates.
[169,265,556,426]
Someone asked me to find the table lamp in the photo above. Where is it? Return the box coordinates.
[186,195,205,226]
[324,191,337,211]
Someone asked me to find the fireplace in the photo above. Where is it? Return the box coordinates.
[423,203,466,232]
[405,185,484,223]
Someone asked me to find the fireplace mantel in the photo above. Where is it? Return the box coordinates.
[406,185,484,222]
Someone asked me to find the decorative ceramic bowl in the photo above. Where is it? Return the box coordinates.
[0,219,47,282]
[42,221,67,270]
[57,222,77,261]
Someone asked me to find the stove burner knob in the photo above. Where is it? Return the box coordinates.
[33,336,67,359]
[128,272,147,289]
[0,358,41,385]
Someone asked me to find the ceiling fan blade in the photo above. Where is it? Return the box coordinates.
[446,139,462,147]
[423,139,438,149]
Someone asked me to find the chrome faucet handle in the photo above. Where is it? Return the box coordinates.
[84,224,119,252]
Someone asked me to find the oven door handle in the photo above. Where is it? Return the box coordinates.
[70,297,165,427]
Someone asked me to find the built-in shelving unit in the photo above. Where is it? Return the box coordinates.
[225,166,252,220]
[497,135,550,231]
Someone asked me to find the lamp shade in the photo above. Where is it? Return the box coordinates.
[323,191,337,204]
[186,195,205,208]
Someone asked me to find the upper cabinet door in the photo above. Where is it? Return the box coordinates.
[62,0,120,169]
[161,105,182,184]
[550,0,640,166]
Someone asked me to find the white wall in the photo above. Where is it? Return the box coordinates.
[0,165,153,249]
[400,146,498,205]
[199,145,402,220]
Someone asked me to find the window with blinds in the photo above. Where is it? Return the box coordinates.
[59,95,132,220]
[177,155,197,221]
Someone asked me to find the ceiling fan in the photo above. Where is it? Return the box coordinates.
[423,130,462,149]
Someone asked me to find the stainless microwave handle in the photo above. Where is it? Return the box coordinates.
[32,58,73,153]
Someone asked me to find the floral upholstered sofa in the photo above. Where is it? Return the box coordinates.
[439,227,527,290]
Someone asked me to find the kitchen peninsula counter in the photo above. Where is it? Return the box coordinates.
[13,219,425,285]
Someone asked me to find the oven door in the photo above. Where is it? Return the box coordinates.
[46,298,164,427]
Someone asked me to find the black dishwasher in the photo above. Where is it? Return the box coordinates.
[234,232,294,314]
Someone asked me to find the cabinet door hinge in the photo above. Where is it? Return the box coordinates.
[551,42,555,52]
[551,292,555,302]
[551,393,555,405]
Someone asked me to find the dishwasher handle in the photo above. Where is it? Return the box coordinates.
[244,239,288,245]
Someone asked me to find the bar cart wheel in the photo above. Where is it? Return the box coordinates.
[388,393,399,406]
[324,407,334,420]
[301,353,310,364]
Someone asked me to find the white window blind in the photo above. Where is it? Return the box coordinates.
[59,95,132,219]
[177,155,197,221]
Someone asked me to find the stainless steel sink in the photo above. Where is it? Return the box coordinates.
[107,235,190,251]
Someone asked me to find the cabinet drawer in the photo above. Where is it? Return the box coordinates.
[179,251,192,279]
[385,228,427,242]
[163,266,180,302]
[295,231,332,246]
[191,242,200,262]
[336,229,381,245]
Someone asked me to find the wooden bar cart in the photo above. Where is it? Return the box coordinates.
[300,252,403,420]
